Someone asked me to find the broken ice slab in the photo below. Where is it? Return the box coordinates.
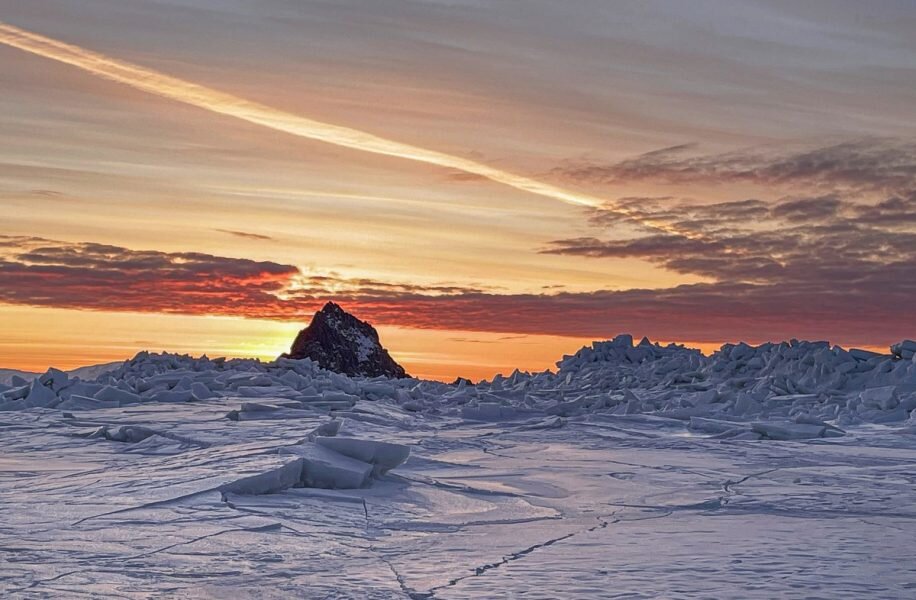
[751,421,833,440]
[57,395,120,411]
[94,385,141,405]
[891,340,916,360]
[219,458,306,495]
[461,402,520,421]
[280,443,373,489]
[225,401,320,421]
[689,417,750,435]
[314,436,410,476]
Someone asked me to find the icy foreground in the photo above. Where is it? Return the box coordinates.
[1,337,916,597]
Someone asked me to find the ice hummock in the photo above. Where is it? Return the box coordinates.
[1,335,915,439]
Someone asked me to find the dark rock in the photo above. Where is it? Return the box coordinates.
[282,302,408,378]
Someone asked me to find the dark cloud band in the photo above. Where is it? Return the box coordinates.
[0,235,909,348]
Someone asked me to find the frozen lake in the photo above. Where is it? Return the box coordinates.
[2,396,915,598]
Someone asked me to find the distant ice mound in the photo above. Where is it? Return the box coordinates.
[554,334,916,409]
[436,334,916,439]
[282,302,408,379]
[504,334,916,431]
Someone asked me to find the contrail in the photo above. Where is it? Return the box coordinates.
[0,21,683,234]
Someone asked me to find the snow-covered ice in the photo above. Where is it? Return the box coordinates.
[1,337,916,597]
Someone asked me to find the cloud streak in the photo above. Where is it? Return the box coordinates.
[214,229,274,241]
[0,21,687,236]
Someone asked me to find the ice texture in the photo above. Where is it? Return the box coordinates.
[2,336,916,597]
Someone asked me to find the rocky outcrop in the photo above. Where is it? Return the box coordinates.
[282,302,408,378]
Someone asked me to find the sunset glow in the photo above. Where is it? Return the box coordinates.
[1,2,913,378]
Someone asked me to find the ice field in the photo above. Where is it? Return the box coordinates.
[2,336,916,598]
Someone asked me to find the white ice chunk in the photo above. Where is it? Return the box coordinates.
[751,421,827,440]
[860,386,899,410]
[191,381,215,399]
[689,417,748,435]
[280,443,373,489]
[306,419,343,441]
[314,436,410,476]
[147,389,196,403]
[10,374,30,387]
[220,458,305,495]
[94,386,140,406]
[57,395,120,411]
[24,380,59,408]
[462,402,518,421]
[38,368,70,391]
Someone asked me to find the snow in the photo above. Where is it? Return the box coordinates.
[326,310,379,363]
[353,330,376,363]
[1,336,915,596]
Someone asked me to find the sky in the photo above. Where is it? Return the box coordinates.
[0,0,914,380]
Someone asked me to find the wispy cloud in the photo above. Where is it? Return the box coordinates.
[0,20,688,236]
[214,229,274,241]
[556,139,916,195]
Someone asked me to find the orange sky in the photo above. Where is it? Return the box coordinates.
[0,304,594,381]
[0,3,912,379]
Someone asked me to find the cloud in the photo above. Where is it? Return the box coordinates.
[538,174,914,349]
[770,196,844,221]
[545,196,916,284]
[0,236,302,318]
[583,197,772,236]
[543,235,725,260]
[0,236,486,321]
[851,193,916,226]
[0,235,909,349]
[557,139,916,195]
[328,283,910,347]
[215,229,274,241]
[540,138,916,350]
